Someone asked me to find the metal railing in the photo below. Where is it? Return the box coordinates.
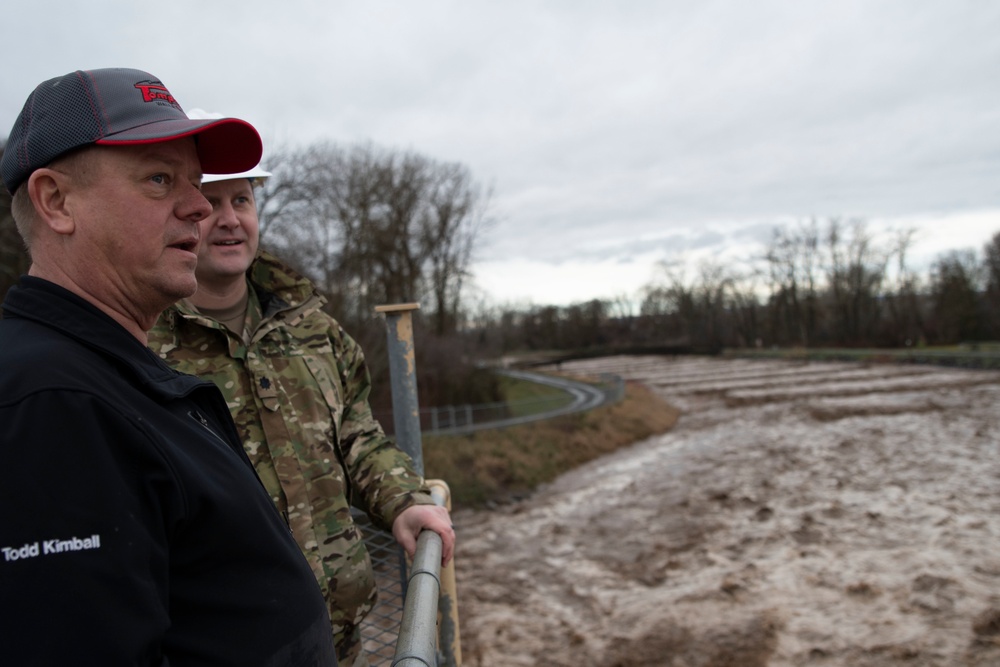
[357,480,460,667]
[392,528,442,667]
[391,480,459,666]
[368,306,626,665]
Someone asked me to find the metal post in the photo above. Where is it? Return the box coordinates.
[375,303,424,475]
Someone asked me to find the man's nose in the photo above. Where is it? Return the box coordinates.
[181,182,212,222]
[214,201,239,228]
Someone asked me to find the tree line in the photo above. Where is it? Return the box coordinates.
[469,218,1000,356]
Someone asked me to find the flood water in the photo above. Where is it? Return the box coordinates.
[453,356,1000,666]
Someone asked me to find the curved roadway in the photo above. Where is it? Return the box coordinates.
[431,369,610,435]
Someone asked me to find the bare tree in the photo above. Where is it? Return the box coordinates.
[880,227,924,346]
[639,259,738,351]
[258,142,489,334]
[764,220,820,346]
[690,260,735,351]
[928,249,984,344]
[824,218,888,346]
[606,293,636,320]
[256,143,350,321]
[983,231,1000,338]
[640,260,694,345]
[421,162,491,335]
[728,266,764,348]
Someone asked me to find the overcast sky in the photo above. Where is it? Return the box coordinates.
[4,1,999,307]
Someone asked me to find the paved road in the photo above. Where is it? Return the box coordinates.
[429,369,611,435]
[498,369,607,415]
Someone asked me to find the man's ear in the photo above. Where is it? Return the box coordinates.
[27,168,76,235]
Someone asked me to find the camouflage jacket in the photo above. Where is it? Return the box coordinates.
[148,250,433,655]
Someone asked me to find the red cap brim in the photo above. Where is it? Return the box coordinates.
[95,118,263,175]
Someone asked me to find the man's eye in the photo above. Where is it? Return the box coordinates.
[151,174,169,185]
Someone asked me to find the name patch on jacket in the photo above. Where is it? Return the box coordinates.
[2,534,101,562]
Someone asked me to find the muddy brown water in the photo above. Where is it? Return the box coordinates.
[452,356,1000,666]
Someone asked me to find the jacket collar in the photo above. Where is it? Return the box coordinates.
[166,250,325,325]
[248,250,321,312]
[3,276,208,400]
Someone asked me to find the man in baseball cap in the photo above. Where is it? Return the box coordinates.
[0,68,337,665]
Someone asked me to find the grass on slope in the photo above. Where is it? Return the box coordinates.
[422,381,680,509]
[496,372,576,417]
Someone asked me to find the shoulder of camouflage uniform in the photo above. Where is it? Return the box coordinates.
[252,251,324,309]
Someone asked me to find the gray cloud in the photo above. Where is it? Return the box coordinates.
[3,1,999,303]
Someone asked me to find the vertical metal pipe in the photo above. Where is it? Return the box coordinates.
[375,303,424,476]
[428,480,462,667]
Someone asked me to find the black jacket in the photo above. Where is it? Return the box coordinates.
[0,277,336,666]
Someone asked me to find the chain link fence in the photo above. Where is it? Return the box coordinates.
[355,510,409,665]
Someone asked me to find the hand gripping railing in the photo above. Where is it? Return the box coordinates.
[390,480,461,667]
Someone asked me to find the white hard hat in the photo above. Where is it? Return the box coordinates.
[186,108,272,184]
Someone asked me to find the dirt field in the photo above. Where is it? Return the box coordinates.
[452,356,1000,666]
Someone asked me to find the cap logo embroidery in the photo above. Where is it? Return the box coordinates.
[134,81,181,109]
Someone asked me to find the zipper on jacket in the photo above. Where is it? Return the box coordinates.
[188,409,231,447]
[188,409,294,533]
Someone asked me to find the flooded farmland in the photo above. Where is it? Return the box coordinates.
[452,356,1000,666]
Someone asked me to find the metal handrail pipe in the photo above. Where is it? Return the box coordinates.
[391,529,443,667]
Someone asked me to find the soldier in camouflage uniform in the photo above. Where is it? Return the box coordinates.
[148,144,455,667]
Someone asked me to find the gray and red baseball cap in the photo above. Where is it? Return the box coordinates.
[1,67,262,195]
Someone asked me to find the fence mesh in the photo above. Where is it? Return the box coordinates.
[355,509,408,666]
